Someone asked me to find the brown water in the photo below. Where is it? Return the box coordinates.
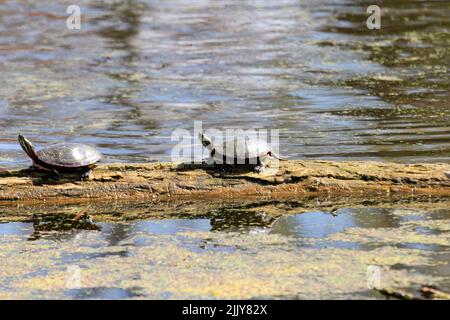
[0,0,449,300]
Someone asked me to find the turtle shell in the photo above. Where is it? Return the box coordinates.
[36,143,101,168]
[213,138,271,160]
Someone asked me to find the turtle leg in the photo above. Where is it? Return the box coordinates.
[50,168,61,181]
[222,164,235,174]
[80,169,93,181]
[220,154,236,174]
[208,149,216,165]
[204,156,215,165]
[254,157,265,173]
[203,148,216,165]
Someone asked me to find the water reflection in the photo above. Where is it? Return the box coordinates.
[1,204,449,299]
[27,212,101,241]
[68,287,143,300]
[210,209,278,232]
[272,210,355,239]
[1,205,447,248]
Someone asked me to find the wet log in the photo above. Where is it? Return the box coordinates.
[0,160,449,205]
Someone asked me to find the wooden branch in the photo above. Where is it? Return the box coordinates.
[0,160,449,205]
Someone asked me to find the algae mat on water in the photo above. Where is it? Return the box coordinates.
[0,200,449,299]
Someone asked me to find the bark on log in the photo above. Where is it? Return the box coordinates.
[0,160,449,205]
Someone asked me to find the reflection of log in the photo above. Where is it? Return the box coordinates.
[0,161,449,205]
[1,194,449,224]
[420,285,450,300]
[376,288,419,300]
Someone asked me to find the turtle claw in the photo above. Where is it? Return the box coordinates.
[222,164,235,174]
[50,169,61,181]
[203,157,215,166]
[253,157,265,173]
[80,169,93,181]
[253,165,265,173]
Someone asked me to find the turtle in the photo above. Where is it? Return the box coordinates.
[18,134,102,181]
[199,132,285,173]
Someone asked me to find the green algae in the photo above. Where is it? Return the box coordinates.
[328,218,450,247]
[1,210,448,299]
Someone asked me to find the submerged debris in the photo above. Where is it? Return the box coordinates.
[376,285,450,300]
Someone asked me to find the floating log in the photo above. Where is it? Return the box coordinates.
[0,160,449,205]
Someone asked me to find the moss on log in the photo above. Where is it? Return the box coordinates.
[0,160,449,205]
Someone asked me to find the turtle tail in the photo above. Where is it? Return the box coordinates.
[268,151,288,161]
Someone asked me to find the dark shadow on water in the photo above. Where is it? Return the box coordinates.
[66,287,144,300]
[26,212,101,241]
[63,250,129,263]
[209,209,279,232]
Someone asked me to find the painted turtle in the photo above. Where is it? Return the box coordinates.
[18,134,101,180]
[199,132,285,173]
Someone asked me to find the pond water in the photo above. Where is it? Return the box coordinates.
[1,203,450,299]
[0,0,449,299]
[0,0,449,167]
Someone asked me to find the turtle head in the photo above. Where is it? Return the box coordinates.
[199,132,213,149]
[18,134,38,161]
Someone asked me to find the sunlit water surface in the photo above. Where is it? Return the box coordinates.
[0,0,449,167]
